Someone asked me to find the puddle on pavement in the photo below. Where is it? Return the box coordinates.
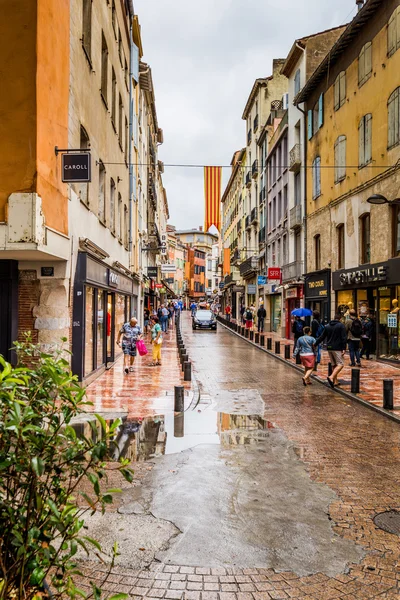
[112,405,276,461]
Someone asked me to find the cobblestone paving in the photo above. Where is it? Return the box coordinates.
[79,314,400,599]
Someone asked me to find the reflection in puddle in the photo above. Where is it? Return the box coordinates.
[113,410,276,461]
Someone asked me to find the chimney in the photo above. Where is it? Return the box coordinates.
[356,0,364,11]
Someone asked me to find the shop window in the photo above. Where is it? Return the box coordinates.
[392,204,400,257]
[84,287,94,376]
[111,68,117,128]
[388,6,400,57]
[101,32,108,106]
[358,42,372,86]
[110,178,116,233]
[360,213,371,264]
[337,224,345,269]
[314,234,321,270]
[359,114,372,167]
[82,0,92,61]
[96,290,105,369]
[312,156,321,199]
[115,294,125,357]
[388,87,400,149]
[98,161,106,223]
[334,135,346,183]
[334,71,346,111]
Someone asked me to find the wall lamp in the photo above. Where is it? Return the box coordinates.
[367,194,400,205]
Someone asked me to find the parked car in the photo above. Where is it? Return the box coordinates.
[192,309,217,331]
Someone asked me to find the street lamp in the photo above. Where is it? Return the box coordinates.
[367,194,400,205]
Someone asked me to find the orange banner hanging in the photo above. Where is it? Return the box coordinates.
[223,248,230,276]
[204,166,222,232]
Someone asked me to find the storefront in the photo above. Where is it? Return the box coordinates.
[285,287,302,340]
[72,253,138,381]
[305,269,331,323]
[270,293,282,333]
[332,258,400,364]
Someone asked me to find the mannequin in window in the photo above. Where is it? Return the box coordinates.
[344,301,353,319]
[391,299,400,313]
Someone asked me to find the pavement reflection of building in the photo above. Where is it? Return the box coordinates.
[218,413,274,446]
[116,416,167,462]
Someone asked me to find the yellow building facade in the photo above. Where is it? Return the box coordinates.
[298,0,400,363]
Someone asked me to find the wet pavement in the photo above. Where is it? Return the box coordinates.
[79,313,400,599]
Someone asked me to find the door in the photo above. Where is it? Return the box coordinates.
[0,261,18,364]
[106,292,115,364]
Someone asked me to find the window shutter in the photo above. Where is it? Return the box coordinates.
[340,72,346,106]
[388,93,395,148]
[388,12,396,56]
[359,118,365,166]
[318,93,324,128]
[340,137,346,180]
[358,46,365,85]
[397,7,400,51]
[365,43,372,79]
[334,140,339,182]
[365,114,372,163]
[334,77,339,110]
[317,158,321,197]
[308,110,313,139]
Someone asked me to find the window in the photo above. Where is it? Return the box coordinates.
[117,193,122,240]
[82,0,92,60]
[282,234,287,265]
[118,94,123,148]
[124,57,129,90]
[283,185,288,218]
[359,114,372,167]
[124,205,129,249]
[111,68,117,127]
[334,71,346,111]
[118,29,123,66]
[101,33,108,105]
[334,135,346,183]
[79,126,90,205]
[294,69,301,95]
[314,234,321,270]
[392,205,400,257]
[337,224,345,269]
[360,213,371,264]
[294,172,301,205]
[110,178,116,233]
[388,87,400,149]
[308,94,323,138]
[111,0,117,37]
[358,42,372,86]
[98,161,106,223]
[388,7,400,57]
[125,116,129,162]
[312,156,321,199]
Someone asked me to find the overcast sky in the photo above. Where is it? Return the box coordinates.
[135,0,357,230]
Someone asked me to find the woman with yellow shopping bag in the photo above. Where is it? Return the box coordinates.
[150,315,163,366]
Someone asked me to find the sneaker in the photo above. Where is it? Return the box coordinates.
[350,363,356,367]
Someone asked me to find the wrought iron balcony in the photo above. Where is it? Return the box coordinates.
[245,171,251,188]
[290,204,302,230]
[239,256,259,278]
[253,114,259,132]
[289,144,301,172]
[258,226,266,245]
[251,207,258,223]
[252,159,259,179]
[245,215,251,229]
[282,261,304,282]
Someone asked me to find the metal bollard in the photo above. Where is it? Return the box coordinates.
[328,362,333,377]
[184,360,192,381]
[275,341,280,354]
[295,353,301,365]
[284,345,291,359]
[245,328,249,338]
[255,333,260,344]
[250,331,254,341]
[260,335,265,346]
[351,368,360,394]
[174,385,184,412]
[267,338,272,350]
[180,351,187,367]
[383,379,394,410]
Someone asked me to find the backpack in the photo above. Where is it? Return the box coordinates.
[316,322,325,338]
[350,318,363,338]
[294,320,304,335]
[246,310,253,321]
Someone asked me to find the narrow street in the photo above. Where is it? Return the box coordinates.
[81,313,400,599]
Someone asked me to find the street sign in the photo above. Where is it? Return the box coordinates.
[247,284,257,294]
[161,264,177,273]
[62,153,91,183]
[268,267,281,280]
[257,276,267,285]
[232,285,245,293]
[147,266,158,278]
[219,282,225,289]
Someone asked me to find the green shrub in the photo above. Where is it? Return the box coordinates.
[0,337,133,599]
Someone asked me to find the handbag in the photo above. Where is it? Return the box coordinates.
[136,339,148,356]
[155,336,163,345]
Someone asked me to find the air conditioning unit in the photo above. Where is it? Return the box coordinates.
[282,93,289,110]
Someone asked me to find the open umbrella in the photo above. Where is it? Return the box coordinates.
[291,308,313,317]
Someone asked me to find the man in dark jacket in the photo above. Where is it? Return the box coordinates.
[315,314,347,388]
[257,304,267,333]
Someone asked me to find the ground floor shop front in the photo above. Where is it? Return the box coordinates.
[72,253,139,382]
[333,258,400,364]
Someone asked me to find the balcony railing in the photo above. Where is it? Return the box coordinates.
[245,215,251,229]
[247,129,252,145]
[251,159,259,179]
[253,114,259,132]
[282,261,304,282]
[258,226,265,245]
[245,172,251,188]
[239,256,259,278]
[251,207,258,223]
[290,204,302,229]
[289,144,301,172]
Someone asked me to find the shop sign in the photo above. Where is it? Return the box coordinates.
[286,288,298,299]
[387,314,398,328]
[62,153,91,183]
[305,271,330,298]
[161,264,176,273]
[258,275,267,285]
[155,283,163,289]
[41,267,54,277]
[86,257,108,287]
[268,267,281,280]
[247,284,257,294]
[232,285,245,293]
[108,271,120,288]
[337,265,387,287]
[147,266,158,278]
[219,282,225,289]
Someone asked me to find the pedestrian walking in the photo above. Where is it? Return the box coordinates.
[360,314,374,360]
[240,304,246,324]
[310,310,324,369]
[292,316,304,349]
[225,304,232,322]
[160,304,169,334]
[345,309,363,366]
[144,308,150,334]
[150,316,163,366]
[315,313,347,388]
[245,307,253,330]
[116,317,143,375]
[293,326,316,386]
[257,304,266,333]
[190,301,197,316]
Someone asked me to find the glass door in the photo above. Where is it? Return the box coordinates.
[106,292,115,364]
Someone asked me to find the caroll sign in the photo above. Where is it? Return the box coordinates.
[62,153,91,183]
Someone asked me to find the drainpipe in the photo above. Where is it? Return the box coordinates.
[128,10,134,274]
[296,102,308,283]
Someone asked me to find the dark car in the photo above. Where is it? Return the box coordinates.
[192,309,217,331]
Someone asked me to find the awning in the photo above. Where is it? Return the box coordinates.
[162,279,176,297]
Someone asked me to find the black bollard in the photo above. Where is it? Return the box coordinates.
[174,385,184,412]
[328,362,333,377]
[180,351,187,367]
[245,328,249,338]
[255,333,260,344]
[284,345,291,359]
[275,341,280,354]
[250,331,254,341]
[351,368,360,394]
[260,335,265,346]
[267,338,272,350]
[383,379,394,410]
[296,353,301,365]
[184,360,192,381]
[174,412,184,438]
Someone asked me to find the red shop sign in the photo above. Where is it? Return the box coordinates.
[155,283,163,289]
[268,267,281,280]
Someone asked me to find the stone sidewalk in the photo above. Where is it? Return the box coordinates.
[219,318,400,420]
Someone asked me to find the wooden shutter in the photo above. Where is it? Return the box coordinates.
[365,43,372,80]
[318,93,324,128]
[396,7,400,52]
[340,137,346,181]
[334,76,340,110]
[316,158,321,197]
[359,118,365,167]
[358,46,365,85]
[334,139,339,182]
[340,72,346,107]
[388,11,396,56]
[308,110,313,140]
[365,114,372,163]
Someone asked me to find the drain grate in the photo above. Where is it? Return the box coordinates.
[373,510,400,535]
